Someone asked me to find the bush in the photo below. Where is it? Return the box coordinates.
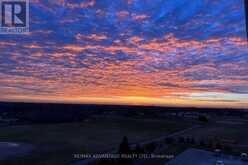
[190,138,196,145]
[134,144,144,154]
[178,137,185,143]
[145,142,156,153]
[223,145,232,152]
[198,115,208,123]
[165,137,174,144]
[186,137,191,144]
[98,159,114,165]
[200,139,206,146]
[208,140,213,148]
[216,142,223,150]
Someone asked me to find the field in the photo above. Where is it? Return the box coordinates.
[0,117,193,165]
[181,120,248,146]
[123,118,248,165]
[1,102,247,165]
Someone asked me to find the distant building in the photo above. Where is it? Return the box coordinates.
[166,148,248,165]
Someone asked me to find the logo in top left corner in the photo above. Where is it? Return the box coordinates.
[0,0,29,34]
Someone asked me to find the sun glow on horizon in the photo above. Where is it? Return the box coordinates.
[1,91,248,109]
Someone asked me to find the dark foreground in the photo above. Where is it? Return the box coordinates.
[0,102,248,165]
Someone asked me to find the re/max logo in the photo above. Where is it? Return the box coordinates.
[0,0,29,34]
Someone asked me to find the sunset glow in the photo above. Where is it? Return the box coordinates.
[0,0,247,108]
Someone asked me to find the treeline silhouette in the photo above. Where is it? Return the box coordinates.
[0,102,247,124]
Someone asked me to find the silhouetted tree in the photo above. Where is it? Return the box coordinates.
[118,136,132,165]
[118,136,131,154]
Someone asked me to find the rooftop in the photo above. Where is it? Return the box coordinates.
[166,148,248,165]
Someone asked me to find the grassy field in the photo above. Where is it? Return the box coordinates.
[0,117,193,165]
[181,122,248,145]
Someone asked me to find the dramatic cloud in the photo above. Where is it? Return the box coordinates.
[0,0,247,108]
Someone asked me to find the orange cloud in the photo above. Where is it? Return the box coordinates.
[1,33,247,108]
[131,14,149,21]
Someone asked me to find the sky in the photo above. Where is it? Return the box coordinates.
[0,0,247,108]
